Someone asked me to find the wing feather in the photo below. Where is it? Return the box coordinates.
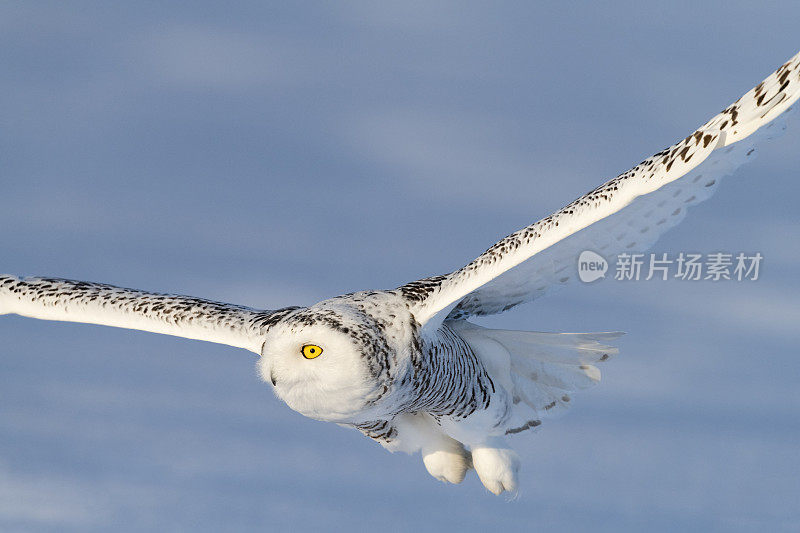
[0,275,297,354]
[400,50,800,327]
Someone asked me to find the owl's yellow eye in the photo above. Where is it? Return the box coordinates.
[301,344,323,359]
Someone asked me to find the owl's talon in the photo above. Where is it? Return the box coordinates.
[422,444,471,484]
[471,440,520,495]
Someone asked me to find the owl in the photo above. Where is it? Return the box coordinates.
[2,50,798,495]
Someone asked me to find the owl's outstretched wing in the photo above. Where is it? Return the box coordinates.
[0,275,298,354]
[400,50,800,328]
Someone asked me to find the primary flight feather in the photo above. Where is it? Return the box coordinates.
[2,50,798,495]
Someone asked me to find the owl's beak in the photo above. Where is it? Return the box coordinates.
[270,370,278,386]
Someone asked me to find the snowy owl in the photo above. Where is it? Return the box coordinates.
[2,51,798,495]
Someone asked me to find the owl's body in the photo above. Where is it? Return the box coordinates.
[2,50,799,494]
[275,291,528,491]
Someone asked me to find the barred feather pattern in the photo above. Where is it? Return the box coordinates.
[0,275,298,353]
[400,50,800,325]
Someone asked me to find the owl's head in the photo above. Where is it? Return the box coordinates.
[258,300,394,422]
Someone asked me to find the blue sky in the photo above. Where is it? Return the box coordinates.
[1,2,799,531]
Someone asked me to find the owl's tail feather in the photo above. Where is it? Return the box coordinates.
[454,323,622,426]
[478,329,622,365]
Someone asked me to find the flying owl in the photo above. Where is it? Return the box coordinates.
[2,51,798,495]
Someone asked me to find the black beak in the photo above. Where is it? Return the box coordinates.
[270,371,278,386]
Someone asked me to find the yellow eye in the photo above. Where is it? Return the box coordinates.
[301,344,323,359]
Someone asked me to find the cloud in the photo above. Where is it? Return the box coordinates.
[130,26,312,91]
[344,106,595,212]
[0,465,105,527]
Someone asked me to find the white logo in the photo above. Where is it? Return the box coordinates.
[577,250,608,283]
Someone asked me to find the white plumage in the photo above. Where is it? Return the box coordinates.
[2,50,798,495]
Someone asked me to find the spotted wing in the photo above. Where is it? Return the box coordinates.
[0,275,297,354]
[399,51,800,327]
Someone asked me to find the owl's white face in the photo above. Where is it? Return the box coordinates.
[258,320,380,422]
